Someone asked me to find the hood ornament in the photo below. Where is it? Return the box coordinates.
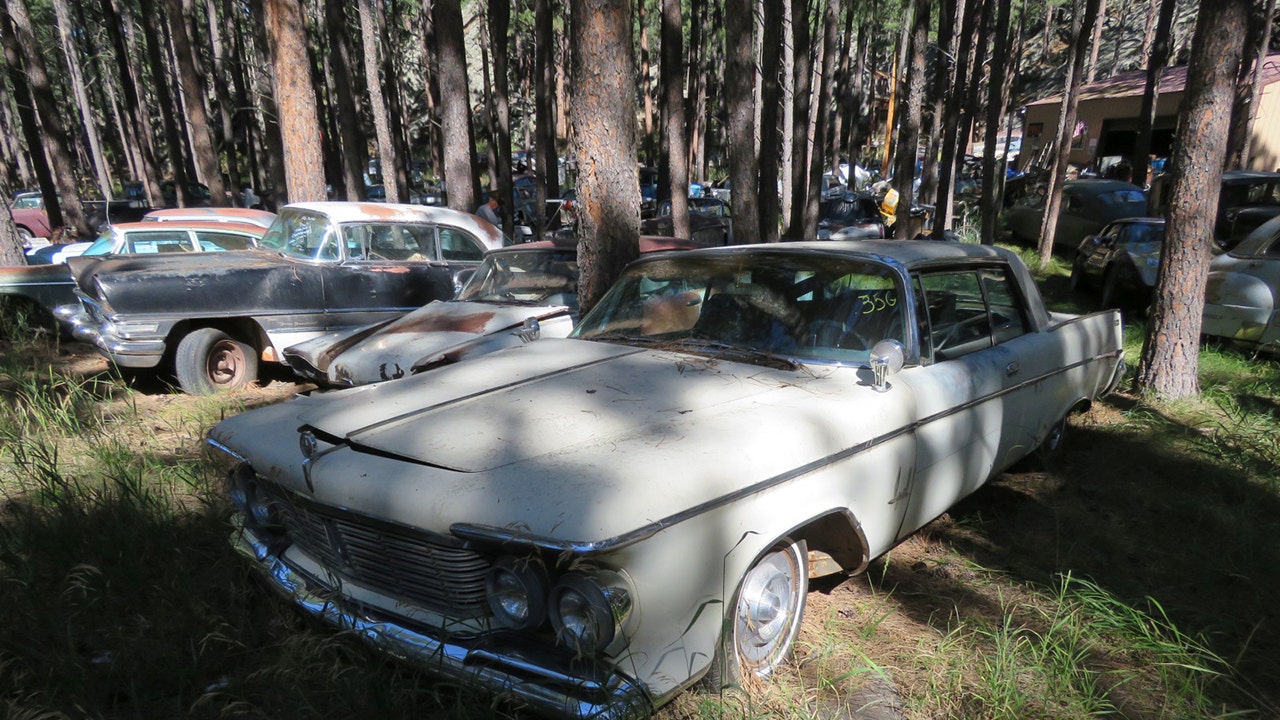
[514,317,541,343]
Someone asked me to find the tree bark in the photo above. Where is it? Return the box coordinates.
[360,0,401,203]
[261,0,328,203]
[1136,0,1252,401]
[489,0,516,238]
[1086,0,1108,83]
[0,11,61,233]
[806,0,840,238]
[536,0,559,226]
[571,0,641,312]
[434,0,479,212]
[52,0,112,200]
[979,0,1013,243]
[917,0,950,217]
[4,0,87,236]
[165,0,227,205]
[1037,0,1102,266]
[101,0,163,205]
[893,0,928,239]
[660,0,689,240]
[1225,0,1277,170]
[1,194,25,267]
[785,0,812,236]
[726,0,761,245]
[638,0,654,166]
[758,0,785,242]
[1131,0,1177,189]
[323,0,368,200]
[780,0,794,222]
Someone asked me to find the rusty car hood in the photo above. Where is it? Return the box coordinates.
[283,299,574,385]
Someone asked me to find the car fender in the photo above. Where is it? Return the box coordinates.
[1203,271,1275,342]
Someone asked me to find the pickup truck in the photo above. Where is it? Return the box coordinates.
[206,240,1125,717]
[59,203,505,394]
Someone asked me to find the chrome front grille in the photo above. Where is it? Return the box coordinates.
[264,484,492,618]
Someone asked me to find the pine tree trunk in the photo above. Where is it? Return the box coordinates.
[165,0,227,205]
[139,0,193,207]
[536,0,559,219]
[1,196,25,267]
[979,0,1013,243]
[638,0,654,166]
[1086,0,1108,83]
[1131,0,1176,188]
[684,0,705,182]
[725,0,761,245]
[360,0,401,203]
[936,0,973,230]
[101,0,162,204]
[780,0,794,222]
[433,0,478,212]
[758,0,784,242]
[785,0,812,236]
[806,0,840,238]
[322,0,367,200]
[893,0,928,239]
[4,0,87,236]
[1225,0,1276,170]
[261,0,327,203]
[570,0,641,312]
[1038,0,1102,266]
[489,0,516,239]
[52,0,112,199]
[660,0,689,241]
[1136,0,1252,401]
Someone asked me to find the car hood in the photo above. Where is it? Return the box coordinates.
[283,299,572,384]
[212,338,908,542]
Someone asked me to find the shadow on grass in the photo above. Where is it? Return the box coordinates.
[857,404,1280,715]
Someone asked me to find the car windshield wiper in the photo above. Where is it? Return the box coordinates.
[671,338,802,370]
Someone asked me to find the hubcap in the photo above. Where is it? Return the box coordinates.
[207,340,247,387]
[734,548,802,677]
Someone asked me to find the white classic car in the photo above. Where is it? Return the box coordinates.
[207,241,1125,717]
[1203,214,1280,353]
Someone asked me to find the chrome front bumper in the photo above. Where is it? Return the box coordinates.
[54,303,166,368]
[232,528,655,720]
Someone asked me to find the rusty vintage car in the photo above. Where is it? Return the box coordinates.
[58,202,504,394]
[284,236,694,386]
[1,220,268,326]
[207,240,1125,717]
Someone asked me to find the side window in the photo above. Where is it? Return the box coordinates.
[920,271,990,360]
[440,228,484,261]
[919,267,1029,361]
[125,230,193,254]
[346,224,438,261]
[1263,236,1280,258]
[979,268,1029,344]
[196,231,255,251]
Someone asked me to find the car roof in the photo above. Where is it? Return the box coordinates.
[637,239,1020,269]
[107,221,269,234]
[283,201,505,249]
[143,207,278,227]
[1221,170,1280,184]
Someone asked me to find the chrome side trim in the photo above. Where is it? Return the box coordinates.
[454,348,1123,556]
[233,528,655,720]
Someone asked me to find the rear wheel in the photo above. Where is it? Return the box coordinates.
[174,327,258,395]
[702,538,808,690]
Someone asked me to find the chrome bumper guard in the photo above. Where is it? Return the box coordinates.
[232,529,655,720]
[53,303,166,368]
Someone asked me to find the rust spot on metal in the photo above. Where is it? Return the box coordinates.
[382,310,498,335]
[366,266,412,274]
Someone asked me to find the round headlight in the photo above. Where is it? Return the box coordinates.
[549,573,631,654]
[227,463,255,512]
[485,557,549,631]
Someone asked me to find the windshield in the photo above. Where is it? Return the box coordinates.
[572,252,905,366]
[458,248,579,308]
[12,194,42,209]
[82,232,116,256]
[259,210,339,260]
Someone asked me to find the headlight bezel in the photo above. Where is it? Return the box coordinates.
[548,571,633,655]
[485,556,550,631]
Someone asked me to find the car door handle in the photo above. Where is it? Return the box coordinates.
[1005,361,1020,377]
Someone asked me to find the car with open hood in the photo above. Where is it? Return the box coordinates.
[207,240,1125,718]
[58,202,503,394]
[284,236,693,387]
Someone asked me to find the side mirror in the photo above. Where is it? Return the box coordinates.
[869,339,905,393]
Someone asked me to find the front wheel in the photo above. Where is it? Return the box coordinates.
[174,327,258,395]
[702,538,808,690]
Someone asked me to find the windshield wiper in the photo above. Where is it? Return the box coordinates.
[672,338,802,370]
